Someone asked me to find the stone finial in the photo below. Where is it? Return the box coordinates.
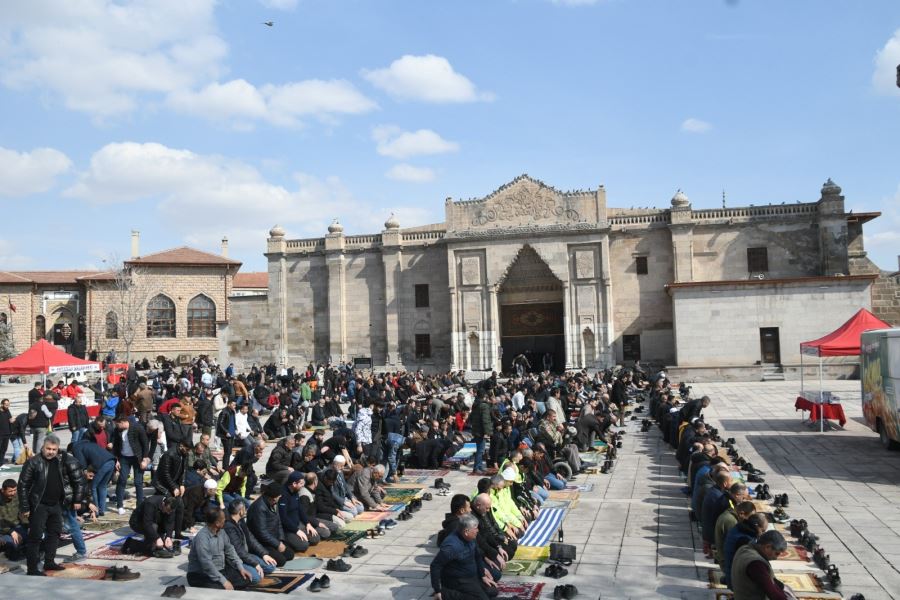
[821,178,842,197]
[327,219,344,234]
[268,224,286,238]
[671,189,690,208]
[384,213,400,230]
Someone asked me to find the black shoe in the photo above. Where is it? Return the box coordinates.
[161,585,186,598]
[43,562,65,571]
[326,558,351,572]
[319,574,330,588]
[308,577,322,592]
[27,569,46,576]
[781,493,789,507]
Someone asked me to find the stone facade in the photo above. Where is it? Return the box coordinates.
[221,175,894,377]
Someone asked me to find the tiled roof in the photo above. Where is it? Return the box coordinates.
[233,272,268,288]
[1,271,102,285]
[127,247,241,266]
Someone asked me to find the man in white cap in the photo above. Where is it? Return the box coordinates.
[330,455,364,516]
[180,478,221,531]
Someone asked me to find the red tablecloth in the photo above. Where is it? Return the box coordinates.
[53,404,100,427]
[794,396,847,427]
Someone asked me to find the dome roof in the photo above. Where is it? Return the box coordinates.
[269,224,286,238]
[327,219,344,234]
[384,213,400,230]
[821,178,842,196]
[671,189,690,207]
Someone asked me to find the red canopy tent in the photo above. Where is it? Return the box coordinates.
[799,308,891,432]
[0,339,100,375]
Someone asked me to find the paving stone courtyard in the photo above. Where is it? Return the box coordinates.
[1,379,899,599]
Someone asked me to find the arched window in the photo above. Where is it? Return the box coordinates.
[106,311,119,339]
[147,295,176,338]
[187,294,216,338]
[35,315,46,340]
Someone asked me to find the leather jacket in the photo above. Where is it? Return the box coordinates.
[18,451,86,514]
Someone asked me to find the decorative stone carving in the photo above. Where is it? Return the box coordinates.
[462,178,585,229]
[461,256,481,286]
[463,291,482,327]
[576,285,596,316]
[574,250,595,279]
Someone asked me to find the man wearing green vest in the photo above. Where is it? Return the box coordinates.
[731,530,791,599]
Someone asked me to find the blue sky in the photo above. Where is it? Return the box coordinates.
[0,0,898,272]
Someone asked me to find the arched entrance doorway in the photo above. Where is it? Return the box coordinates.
[498,246,565,374]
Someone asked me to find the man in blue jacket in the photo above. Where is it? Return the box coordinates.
[277,471,319,554]
[722,512,768,589]
[430,513,498,600]
[72,440,116,516]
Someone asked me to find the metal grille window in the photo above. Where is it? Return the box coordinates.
[747,247,769,273]
[105,311,118,339]
[635,256,648,275]
[415,334,432,359]
[415,284,430,308]
[147,294,176,338]
[187,294,216,338]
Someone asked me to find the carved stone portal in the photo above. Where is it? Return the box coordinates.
[460,256,481,286]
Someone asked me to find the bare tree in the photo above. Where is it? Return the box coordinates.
[0,322,15,361]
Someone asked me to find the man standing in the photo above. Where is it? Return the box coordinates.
[216,397,238,469]
[187,507,252,590]
[131,382,155,424]
[0,399,12,466]
[17,434,86,575]
[470,394,494,476]
[67,395,90,444]
[112,416,150,515]
[28,393,54,453]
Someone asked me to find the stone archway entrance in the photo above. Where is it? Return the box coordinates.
[498,246,565,373]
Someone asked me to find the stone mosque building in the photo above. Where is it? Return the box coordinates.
[1,175,895,380]
[224,175,896,380]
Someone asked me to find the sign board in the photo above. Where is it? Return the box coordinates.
[353,356,373,370]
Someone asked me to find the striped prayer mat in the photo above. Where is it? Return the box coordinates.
[517,508,564,547]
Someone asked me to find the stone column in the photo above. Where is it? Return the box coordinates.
[382,225,402,367]
[324,228,346,363]
[488,286,500,372]
[668,193,694,283]
[563,282,574,369]
[449,289,459,370]
[266,226,288,365]
[600,235,614,364]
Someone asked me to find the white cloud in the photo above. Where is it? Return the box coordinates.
[0,239,34,269]
[64,141,439,252]
[362,54,494,103]
[167,78,377,128]
[259,0,298,9]
[372,126,459,159]
[681,117,713,133]
[873,29,900,95]
[385,164,436,183]
[0,0,226,118]
[0,146,72,197]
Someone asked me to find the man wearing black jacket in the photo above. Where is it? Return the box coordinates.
[112,416,150,514]
[195,394,214,437]
[154,442,190,535]
[0,398,12,466]
[66,395,90,444]
[224,499,277,585]
[216,397,237,469]
[123,494,177,558]
[247,483,293,566]
[18,434,87,575]
[163,404,193,448]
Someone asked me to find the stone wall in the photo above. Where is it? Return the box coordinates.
[670,278,873,367]
[220,295,275,368]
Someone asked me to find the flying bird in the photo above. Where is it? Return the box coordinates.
[263,21,274,27]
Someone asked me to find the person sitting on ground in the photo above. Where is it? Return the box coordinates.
[223,499,277,586]
[688,443,717,494]
[263,407,292,440]
[297,471,337,537]
[348,463,390,511]
[531,443,567,491]
[294,443,325,474]
[537,409,584,474]
[0,479,25,560]
[723,512,769,589]
[234,440,265,499]
[701,469,733,558]
[316,468,355,528]
[278,471,321,553]
[470,493,512,579]
[123,494,178,558]
[437,494,471,546]
[247,482,294,566]
[429,513,498,600]
[330,455,364,516]
[715,499,755,569]
[186,507,252,590]
[471,493,516,565]
[182,479,219,531]
[265,435,296,485]
[730,530,792,600]
[489,474,526,535]
[692,462,728,523]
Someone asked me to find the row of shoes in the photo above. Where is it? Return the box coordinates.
[707,426,721,443]
[640,418,652,432]
[307,574,331,592]
[544,562,569,578]
[772,493,790,507]
[600,458,614,474]
[552,583,579,598]
[826,564,841,590]
[813,547,830,569]
[105,565,140,581]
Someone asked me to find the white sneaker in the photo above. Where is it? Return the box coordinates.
[117,507,126,515]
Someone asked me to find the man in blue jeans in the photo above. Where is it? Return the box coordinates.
[72,439,116,516]
[112,416,150,515]
[384,432,405,483]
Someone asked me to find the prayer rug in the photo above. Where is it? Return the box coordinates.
[280,557,323,571]
[246,573,314,594]
[384,483,426,490]
[517,508,564,547]
[83,516,129,531]
[387,503,407,512]
[340,520,375,531]
[540,499,571,510]
[355,511,393,522]
[384,488,423,503]
[397,475,430,484]
[88,543,150,562]
[777,573,824,592]
[331,529,367,545]
[752,500,774,513]
[779,545,811,562]
[45,563,108,580]
[502,559,542,577]
[496,581,544,600]
[446,442,477,462]
[514,545,550,561]
[295,540,347,559]
[547,490,580,502]
[403,469,449,477]
[565,483,594,492]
